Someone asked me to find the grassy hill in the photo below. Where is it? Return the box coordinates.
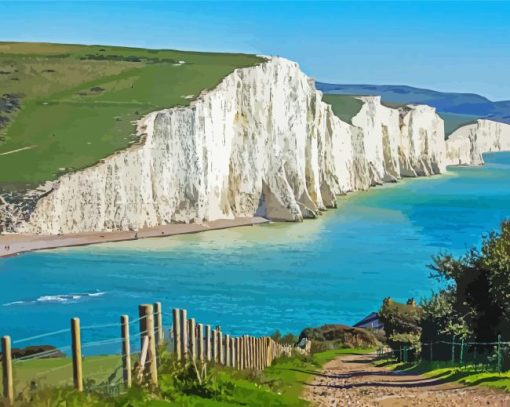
[0,42,263,190]
[438,112,478,137]
[322,94,364,125]
[323,94,477,137]
[317,82,510,133]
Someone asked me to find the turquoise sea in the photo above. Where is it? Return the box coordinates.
[1,152,510,353]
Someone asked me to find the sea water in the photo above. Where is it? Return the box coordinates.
[1,152,510,353]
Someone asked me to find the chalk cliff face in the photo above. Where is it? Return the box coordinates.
[0,57,507,235]
[446,120,510,166]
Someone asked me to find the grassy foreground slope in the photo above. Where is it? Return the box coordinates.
[0,42,263,189]
[3,348,373,406]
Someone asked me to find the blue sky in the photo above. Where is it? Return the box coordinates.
[1,1,509,100]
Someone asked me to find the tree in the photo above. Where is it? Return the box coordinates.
[430,221,510,341]
[379,297,422,360]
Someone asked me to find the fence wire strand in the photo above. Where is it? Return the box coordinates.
[12,328,71,345]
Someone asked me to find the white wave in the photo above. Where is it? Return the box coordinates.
[2,291,106,306]
[2,300,25,306]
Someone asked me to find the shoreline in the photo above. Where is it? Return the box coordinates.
[0,217,269,258]
[0,158,500,260]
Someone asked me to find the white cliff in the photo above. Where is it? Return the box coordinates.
[1,57,507,235]
[446,120,510,166]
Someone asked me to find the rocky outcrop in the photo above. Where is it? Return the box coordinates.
[0,57,507,235]
[446,119,510,166]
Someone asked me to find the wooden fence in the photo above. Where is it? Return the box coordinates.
[1,302,293,405]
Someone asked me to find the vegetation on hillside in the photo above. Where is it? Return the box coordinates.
[427,221,510,342]
[379,220,510,368]
[323,93,477,138]
[298,324,380,352]
[379,298,422,359]
[322,94,364,124]
[317,82,510,125]
[438,112,479,137]
[0,42,263,189]
[6,347,373,406]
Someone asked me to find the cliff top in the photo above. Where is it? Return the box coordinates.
[0,42,263,190]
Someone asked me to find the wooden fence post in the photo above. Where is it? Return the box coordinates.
[460,339,465,366]
[212,329,218,363]
[246,336,250,368]
[265,338,270,367]
[188,319,196,361]
[257,338,263,370]
[139,304,158,386]
[241,336,245,369]
[250,337,255,369]
[267,338,273,366]
[263,338,268,367]
[1,336,13,406]
[218,329,223,365]
[233,337,238,369]
[121,315,132,388]
[206,325,212,362]
[259,338,265,370]
[225,334,231,367]
[197,324,204,362]
[153,302,164,346]
[179,309,188,361]
[71,318,83,392]
[172,309,181,360]
[239,337,244,369]
[245,336,250,369]
[229,336,235,369]
[497,334,502,372]
[239,336,246,370]
[451,336,455,366]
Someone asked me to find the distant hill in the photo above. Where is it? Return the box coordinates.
[317,83,510,126]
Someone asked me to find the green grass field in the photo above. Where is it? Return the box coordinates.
[438,112,479,137]
[324,93,480,139]
[0,354,124,395]
[0,42,262,189]
[322,94,364,125]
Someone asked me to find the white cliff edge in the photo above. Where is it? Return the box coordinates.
[445,120,510,166]
[2,57,509,234]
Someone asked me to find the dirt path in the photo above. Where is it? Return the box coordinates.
[303,353,510,406]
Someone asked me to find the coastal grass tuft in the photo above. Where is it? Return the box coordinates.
[0,42,263,189]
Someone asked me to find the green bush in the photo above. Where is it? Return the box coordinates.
[379,298,422,361]
[157,350,235,401]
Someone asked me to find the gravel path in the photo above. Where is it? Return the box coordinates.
[303,353,510,406]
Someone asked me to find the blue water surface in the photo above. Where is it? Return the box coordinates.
[1,152,510,353]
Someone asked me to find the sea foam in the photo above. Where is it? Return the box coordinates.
[3,291,106,306]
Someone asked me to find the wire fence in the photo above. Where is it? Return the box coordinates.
[376,335,510,373]
[0,302,296,404]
